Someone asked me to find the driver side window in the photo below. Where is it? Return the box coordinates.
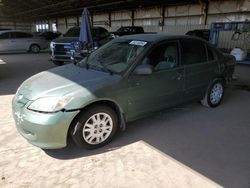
[141,41,179,72]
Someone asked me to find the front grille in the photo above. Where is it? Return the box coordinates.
[54,44,66,55]
[55,44,65,51]
[54,44,71,55]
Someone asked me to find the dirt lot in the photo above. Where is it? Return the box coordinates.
[0,53,250,188]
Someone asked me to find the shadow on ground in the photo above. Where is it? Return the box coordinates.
[45,89,250,188]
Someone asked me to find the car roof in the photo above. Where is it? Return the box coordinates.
[120,34,206,43]
[68,26,105,29]
[120,26,141,28]
[0,30,12,34]
[0,30,28,34]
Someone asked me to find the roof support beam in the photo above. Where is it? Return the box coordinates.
[160,3,166,31]
[131,9,134,26]
[199,0,209,26]
[108,12,111,27]
[13,0,74,16]
[65,17,68,29]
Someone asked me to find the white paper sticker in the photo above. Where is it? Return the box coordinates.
[129,40,147,46]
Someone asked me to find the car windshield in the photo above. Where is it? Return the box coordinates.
[64,27,80,37]
[79,39,148,74]
[117,27,129,32]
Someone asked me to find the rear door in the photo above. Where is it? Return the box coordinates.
[9,32,32,51]
[181,38,217,100]
[8,32,20,51]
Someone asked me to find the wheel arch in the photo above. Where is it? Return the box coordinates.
[204,77,226,96]
[213,76,226,85]
[66,99,126,144]
[29,43,40,51]
[201,77,225,108]
[83,99,126,130]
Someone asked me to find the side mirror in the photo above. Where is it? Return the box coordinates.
[134,64,153,75]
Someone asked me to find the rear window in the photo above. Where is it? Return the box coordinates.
[181,39,207,65]
[117,27,128,32]
[99,28,109,37]
[207,46,216,61]
[11,32,32,38]
[64,27,80,37]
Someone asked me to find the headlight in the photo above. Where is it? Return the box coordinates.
[28,96,73,113]
[50,42,55,50]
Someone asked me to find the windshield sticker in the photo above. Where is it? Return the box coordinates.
[129,40,147,46]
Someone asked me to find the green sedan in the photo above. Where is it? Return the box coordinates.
[12,34,235,149]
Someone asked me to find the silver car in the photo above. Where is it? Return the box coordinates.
[0,30,49,53]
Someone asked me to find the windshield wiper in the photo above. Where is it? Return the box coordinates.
[77,55,90,69]
[79,57,117,75]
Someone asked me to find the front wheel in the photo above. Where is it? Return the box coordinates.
[30,44,40,53]
[70,105,118,149]
[201,80,224,108]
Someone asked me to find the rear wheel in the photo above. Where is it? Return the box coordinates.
[30,44,40,53]
[70,105,118,149]
[201,80,224,108]
[53,61,64,66]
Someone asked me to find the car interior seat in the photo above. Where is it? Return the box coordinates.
[154,45,177,71]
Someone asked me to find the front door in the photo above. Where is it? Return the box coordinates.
[127,41,185,120]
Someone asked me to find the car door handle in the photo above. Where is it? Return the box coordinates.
[11,40,16,42]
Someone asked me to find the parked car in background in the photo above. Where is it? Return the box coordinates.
[34,31,61,41]
[0,30,48,53]
[13,34,235,150]
[50,26,111,66]
[0,28,11,31]
[186,29,210,41]
[111,26,145,37]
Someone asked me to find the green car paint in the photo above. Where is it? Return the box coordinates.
[12,34,235,149]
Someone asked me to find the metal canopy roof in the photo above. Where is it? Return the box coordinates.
[0,0,200,22]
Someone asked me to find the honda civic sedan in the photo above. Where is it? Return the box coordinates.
[12,34,235,149]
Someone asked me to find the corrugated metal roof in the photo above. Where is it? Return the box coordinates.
[0,0,199,21]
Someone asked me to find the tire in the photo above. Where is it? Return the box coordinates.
[201,80,225,108]
[30,44,40,53]
[53,61,64,66]
[70,105,118,149]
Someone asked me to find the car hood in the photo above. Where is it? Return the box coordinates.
[52,37,79,44]
[17,64,121,100]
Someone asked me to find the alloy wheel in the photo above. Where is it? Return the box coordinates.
[82,112,113,145]
[210,83,223,105]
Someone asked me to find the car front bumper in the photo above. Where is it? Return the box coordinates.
[12,99,79,149]
[51,54,72,62]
